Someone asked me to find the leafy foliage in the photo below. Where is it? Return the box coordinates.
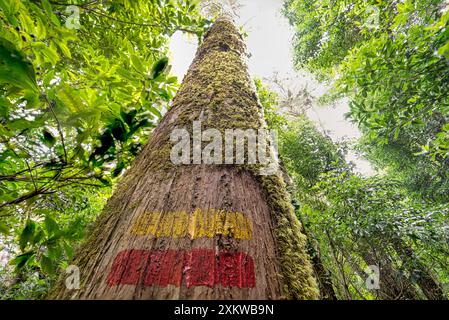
[0,0,208,299]
[284,0,449,175]
[284,1,449,298]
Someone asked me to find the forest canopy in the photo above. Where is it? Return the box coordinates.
[283,0,449,299]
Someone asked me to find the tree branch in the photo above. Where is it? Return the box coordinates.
[44,96,68,164]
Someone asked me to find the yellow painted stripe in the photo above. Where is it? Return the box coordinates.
[131,209,253,240]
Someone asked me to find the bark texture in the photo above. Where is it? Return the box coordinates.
[48,18,318,300]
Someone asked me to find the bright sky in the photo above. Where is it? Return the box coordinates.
[168,0,374,175]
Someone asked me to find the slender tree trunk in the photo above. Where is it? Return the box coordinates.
[325,231,352,299]
[340,250,368,299]
[392,240,446,300]
[362,251,418,300]
[309,245,338,300]
[48,18,318,300]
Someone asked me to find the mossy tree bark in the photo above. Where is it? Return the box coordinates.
[48,18,318,300]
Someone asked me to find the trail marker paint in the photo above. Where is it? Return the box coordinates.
[107,249,256,288]
[130,209,253,240]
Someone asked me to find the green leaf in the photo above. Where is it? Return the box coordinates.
[0,222,9,235]
[63,241,74,259]
[0,0,19,26]
[41,129,56,147]
[19,219,36,251]
[157,88,171,100]
[0,37,38,91]
[32,227,45,244]
[31,42,60,65]
[131,54,144,73]
[148,105,162,118]
[44,215,60,235]
[437,40,449,58]
[47,241,63,259]
[166,76,178,84]
[150,56,169,79]
[55,38,72,58]
[41,0,52,15]
[11,251,34,270]
[8,118,37,130]
[41,0,61,26]
[40,255,56,274]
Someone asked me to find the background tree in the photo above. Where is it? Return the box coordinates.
[283,0,449,299]
[256,75,448,299]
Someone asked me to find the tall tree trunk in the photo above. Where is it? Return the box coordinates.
[48,18,318,300]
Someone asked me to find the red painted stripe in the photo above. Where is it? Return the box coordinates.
[144,250,184,287]
[184,249,216,287]
[218,251,256,288]
[106,249,255,288]
[107,250,151,285]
